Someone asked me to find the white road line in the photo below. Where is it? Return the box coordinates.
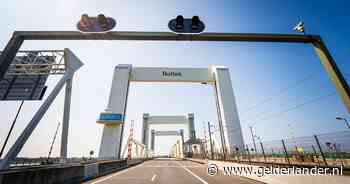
[151,174,157,182]
[176,161,208,184]
[90,163,144,184]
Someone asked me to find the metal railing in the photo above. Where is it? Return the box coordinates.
[197,130,350,168]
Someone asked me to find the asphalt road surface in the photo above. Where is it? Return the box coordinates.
[84,159,263,184]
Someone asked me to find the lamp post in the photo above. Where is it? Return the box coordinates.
[207,122,214,160]
[336,117,350,129]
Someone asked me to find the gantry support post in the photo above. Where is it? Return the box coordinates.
[0,33,24,81]
[312,37,350,113]
[0,49,83,170]
[60,77,73,160]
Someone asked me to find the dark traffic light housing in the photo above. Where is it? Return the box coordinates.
[169,15,205,34]
[77,14,116,33]
[191,16,200,30]
[175,15,184,30]
[97,14,109,29]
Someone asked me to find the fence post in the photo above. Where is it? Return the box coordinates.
[246,144,251,163]
[260,142,267,163]
[314,135,328,166]
[281,139,290,165]
[236,147,241,162]
[334,143,344,167]
[311,145,320,166]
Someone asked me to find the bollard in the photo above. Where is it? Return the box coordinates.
[311,145,320,166]
[334,143,344,167]
[246,144,251,163]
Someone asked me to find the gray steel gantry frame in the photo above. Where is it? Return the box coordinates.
[0,31,349,168]
[0,31,348,113]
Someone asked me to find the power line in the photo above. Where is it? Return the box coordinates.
[342,72,350,83]
[240,72,319,116]
[250,90,336,125]
[241,80,332,122]
[47,121,61,162]
[0,101,24,158]
[342,71,350,77]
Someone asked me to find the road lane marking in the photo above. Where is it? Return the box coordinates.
[176,161,208,184]
[151,174,157,182]
[90,163,144,184]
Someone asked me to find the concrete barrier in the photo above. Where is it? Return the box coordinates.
[127,159,143,166]
[184,158,207,164]
[97,160,127,176]
[0,159,132,184]
[0,165,84,184]
[84,163,99,180]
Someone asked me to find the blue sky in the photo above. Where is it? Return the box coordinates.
[0,0,349,157]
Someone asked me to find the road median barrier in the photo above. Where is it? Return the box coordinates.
[0,158,148,184]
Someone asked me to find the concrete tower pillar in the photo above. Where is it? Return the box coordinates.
[98,64,131,159]
[188,113,195,140]
[212,66,244,154]
[142,113,149,147]
[150,130,155,150]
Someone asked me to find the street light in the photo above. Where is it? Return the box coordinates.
[255,136,262,142]
[89,150,94,159]
[336,117,350,129]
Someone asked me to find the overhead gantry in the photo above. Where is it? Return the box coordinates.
[1,31,348,115]
[1,30,348,163]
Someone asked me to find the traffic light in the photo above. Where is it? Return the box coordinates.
[77,14,116,33]
[191,16,200,30]
[168,15,205,34]
[97,14,108,29]
[175,15,184,30]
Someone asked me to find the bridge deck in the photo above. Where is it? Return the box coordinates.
[83,159,261,184]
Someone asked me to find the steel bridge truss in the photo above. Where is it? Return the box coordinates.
[5,50,66,75]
